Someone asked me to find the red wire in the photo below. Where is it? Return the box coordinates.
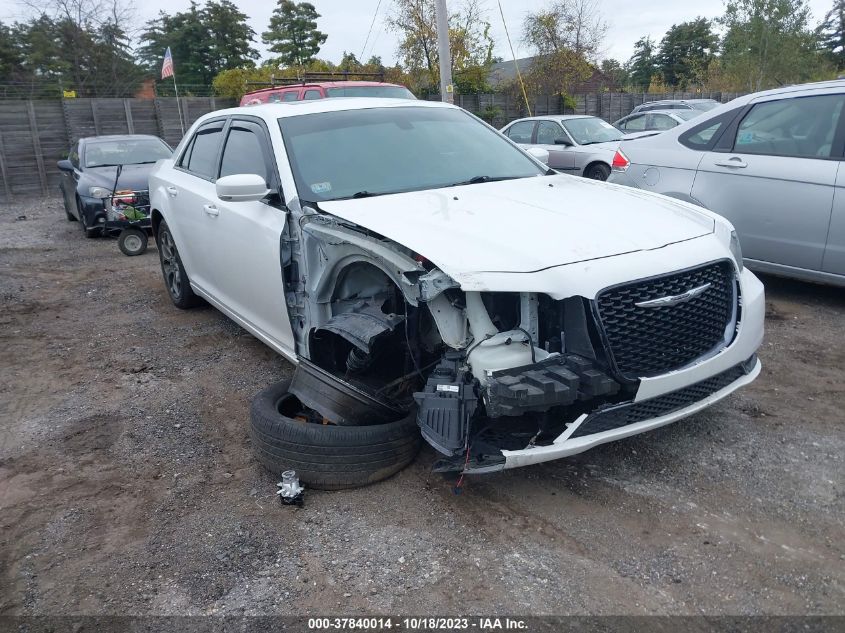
[453,441,471,491]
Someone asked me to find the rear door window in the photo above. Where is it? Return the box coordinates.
[505,121,535,143]
[180,120,225,179]
[303,89,322,100]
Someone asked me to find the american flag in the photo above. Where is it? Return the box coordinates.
[161,47,174,79]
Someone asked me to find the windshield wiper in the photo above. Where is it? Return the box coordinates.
[579,140,617,146]
[448,175,524,187]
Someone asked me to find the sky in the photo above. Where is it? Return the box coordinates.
[1,0,837,65]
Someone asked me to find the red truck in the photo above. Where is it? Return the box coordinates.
[240,72,415,106]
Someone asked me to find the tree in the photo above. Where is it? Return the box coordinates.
[626,36,657,90]
[657,18,718,89]
[9,0,146,96]
[386,0,494,92]
[817,0,845,68]
[599,58,628,87]
[720,0,825,91]
[0,23,26,83]
[139,0,258,88]
[262,1,327,69]
[518,0,608,101]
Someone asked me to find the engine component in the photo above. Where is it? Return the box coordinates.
[277,470,304,506]
[413,351,478,456]
[485,354,620,418]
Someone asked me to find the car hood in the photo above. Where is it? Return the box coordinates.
[83,163,157,192]
[317,175,714,276]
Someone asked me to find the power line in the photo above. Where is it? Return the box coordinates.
[360,0,383,61]
[497,0,531,117]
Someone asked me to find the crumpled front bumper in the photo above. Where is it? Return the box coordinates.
[498,267,765,470]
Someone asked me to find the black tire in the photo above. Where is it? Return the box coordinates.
[250,380,422,490]
[78,201,100,238]
[585,163,611,181]
[157,219,202,308]
[118,227,149,256]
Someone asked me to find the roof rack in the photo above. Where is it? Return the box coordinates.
[246,71,386,88]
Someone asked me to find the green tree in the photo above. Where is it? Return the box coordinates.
[139,1,258,88]
[720,0,824,91]
[262,1,327,69]
[599,58,628,87]
[626,36,657,90]
[386,0,493,93]
[657,18,718,89]
[0,23,26,82]
[817,0,845,68]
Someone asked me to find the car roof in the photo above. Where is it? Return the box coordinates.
[200,97,453,123]
[505,114,597,124]
[80,134,163,143]
[623,109,690,117]
[244,81,405,96]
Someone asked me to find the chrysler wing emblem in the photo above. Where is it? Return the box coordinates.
[634,283,712,308]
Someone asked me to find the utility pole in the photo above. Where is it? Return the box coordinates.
[434,0,454,104]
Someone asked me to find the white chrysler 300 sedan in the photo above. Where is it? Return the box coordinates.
[148,98,764,489]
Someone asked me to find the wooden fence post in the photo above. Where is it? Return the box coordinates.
[91,99,101,135]
[124,99,134,134]
[0,131,12,200]
[26,100,48,195]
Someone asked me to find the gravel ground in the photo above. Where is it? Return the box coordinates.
[0,198,843,616]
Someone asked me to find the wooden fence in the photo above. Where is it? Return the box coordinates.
[0,97,236,201]
[0,91,744,202]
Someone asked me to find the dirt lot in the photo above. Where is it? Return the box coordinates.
[0,198,843,617]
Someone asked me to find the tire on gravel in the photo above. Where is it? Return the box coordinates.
[250,379,421,490]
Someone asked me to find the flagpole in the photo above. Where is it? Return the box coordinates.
[172,72,185,136]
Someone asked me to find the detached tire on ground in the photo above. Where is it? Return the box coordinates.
[250,380,422,490]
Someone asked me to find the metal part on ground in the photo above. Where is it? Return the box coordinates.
[289,359,407,426]
[277,470,304,506]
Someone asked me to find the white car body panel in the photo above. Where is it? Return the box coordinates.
[319,175,714,279]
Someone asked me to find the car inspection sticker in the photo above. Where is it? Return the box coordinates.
[311,182,332,194]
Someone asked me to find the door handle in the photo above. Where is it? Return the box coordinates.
[714,157,747,168]
[167,186,178,197]
[203,204,219,217]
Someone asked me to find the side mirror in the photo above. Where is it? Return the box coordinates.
[554,137,572,146]
[216,173,271,202]
[526,147,550,165]
[57,159,73,172]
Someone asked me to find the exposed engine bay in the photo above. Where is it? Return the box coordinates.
[277,209,688,474]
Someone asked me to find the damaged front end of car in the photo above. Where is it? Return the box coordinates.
[279,207,760,477]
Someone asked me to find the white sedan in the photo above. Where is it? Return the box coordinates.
[149,98,764,488]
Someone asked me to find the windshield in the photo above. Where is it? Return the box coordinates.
[691,101,719,111]
[325,86,416,99]
[561,117,622,144]
[278,106,546,201]
[84,139,171,167]
[675,110,700,120]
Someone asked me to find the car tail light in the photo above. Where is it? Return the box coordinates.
[611,149,630,171]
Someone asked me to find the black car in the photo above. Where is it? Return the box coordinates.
[57,135,172,241]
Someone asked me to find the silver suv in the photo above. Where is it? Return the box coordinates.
[609,80,845,287]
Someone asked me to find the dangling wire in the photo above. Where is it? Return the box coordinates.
[497,0,531,117]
